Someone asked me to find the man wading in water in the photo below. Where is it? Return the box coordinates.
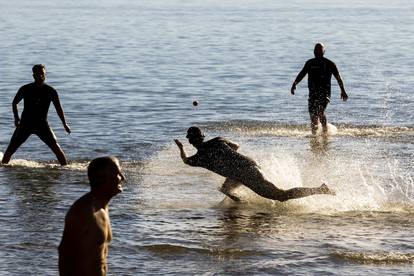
[291,43,348,135]
[1,64,71,165]
[174,126,335,202]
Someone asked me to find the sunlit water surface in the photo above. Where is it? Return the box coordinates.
[0,0,413,275]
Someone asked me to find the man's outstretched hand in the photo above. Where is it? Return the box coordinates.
[63,123,71,134]
[174,139,183,149]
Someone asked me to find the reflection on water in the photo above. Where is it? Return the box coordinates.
[309,135,329,155]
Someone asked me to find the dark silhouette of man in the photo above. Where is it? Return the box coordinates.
[59,156,125,276]
[174,126,335,202]
[1,64,71,165]
[291,43,348,134]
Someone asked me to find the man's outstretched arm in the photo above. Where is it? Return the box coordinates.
[174,139,189,164]
[52,95,71,133]
[291,63,308,95]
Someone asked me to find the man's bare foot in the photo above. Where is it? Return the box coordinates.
[319,183,336,195]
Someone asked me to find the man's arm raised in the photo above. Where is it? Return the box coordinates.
[174,139,189,164]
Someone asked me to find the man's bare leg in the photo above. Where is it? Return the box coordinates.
[49,143,68,166]
[1,128,30,164]
[2,144,20,164]
[38,128,68,166]
[251,180,334,202]
[310,114,319,135]
[319,109,328,134]
[278,183,335,201]
[242,168,335,202]
[219,178,242,202]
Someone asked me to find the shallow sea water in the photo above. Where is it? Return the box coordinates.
[0,0,413,275]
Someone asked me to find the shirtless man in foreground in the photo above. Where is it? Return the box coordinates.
[58,156,125,276]
[174,126,334,202]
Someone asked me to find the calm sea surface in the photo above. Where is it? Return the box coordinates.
[0,0,413,275]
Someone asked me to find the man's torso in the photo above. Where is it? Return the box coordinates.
[59,195,112,276]
[19,83,58,124]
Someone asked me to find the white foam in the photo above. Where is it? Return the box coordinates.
[1,158,88,171]
[316,122,338,136]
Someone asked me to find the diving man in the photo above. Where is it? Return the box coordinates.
[174,126,334,202]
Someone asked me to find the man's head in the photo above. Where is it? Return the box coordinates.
[32,64,46,85]
[314,43,325,58]
[186,126,205,147]
[88,156,125,198]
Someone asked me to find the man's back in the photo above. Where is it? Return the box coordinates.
[305,57,338,99]
[17,82,58,124]
[186,137,257,179]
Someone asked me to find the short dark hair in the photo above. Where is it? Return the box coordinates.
[32,64,45,73]
[186,126,205,139]
[87,156,119,188]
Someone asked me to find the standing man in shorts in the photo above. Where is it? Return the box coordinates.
[1,64,71,165]
[291,43,348,134]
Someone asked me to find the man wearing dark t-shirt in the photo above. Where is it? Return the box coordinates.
[291,43,348,134]
[2,64,71,165]
[174,126,335,202]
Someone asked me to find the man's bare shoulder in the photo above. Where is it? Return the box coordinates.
[66,192,110,225]
[65,192,95,223]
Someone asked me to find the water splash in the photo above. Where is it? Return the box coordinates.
[0,156,88,171]
[237,140,414,213]
[140,123,413,213]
